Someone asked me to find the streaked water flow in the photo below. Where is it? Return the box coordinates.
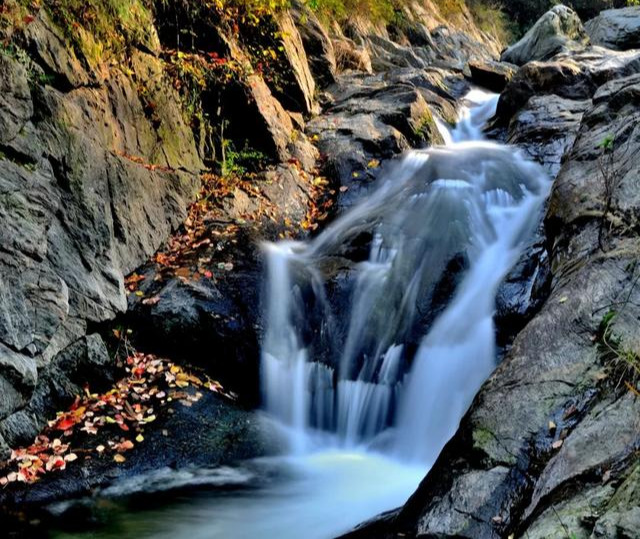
[262,89,549,466]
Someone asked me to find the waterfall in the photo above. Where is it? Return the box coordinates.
[261,89,549,464]
[68,90,552,539]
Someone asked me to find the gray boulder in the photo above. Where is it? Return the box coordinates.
[468,60,517,92]
[586,6,640,51]
[501,5,588,66]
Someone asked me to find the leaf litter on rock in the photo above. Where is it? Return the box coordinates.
[0,352,232,486]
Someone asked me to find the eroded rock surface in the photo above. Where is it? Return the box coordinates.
[0,11,202,454]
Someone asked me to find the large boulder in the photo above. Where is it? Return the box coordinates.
[506,95,591,178]
[501,5,589,66]
[494,47,640,126]
[308,73,452,211]
[586,6,640,51]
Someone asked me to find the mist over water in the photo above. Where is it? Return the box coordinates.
[51,90,549,539]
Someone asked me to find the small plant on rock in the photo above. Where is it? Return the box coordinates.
[597,134,623,250]
[598,309,640,395]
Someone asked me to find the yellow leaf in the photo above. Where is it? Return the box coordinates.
[114,454,126,463]
[136,434,144,443]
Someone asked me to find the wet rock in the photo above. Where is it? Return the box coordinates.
[345,42,640,539]
[468,60,517,92]
[308,72,450,211]
[501,5,589,66]
[495,47,640,126]
[495,228,551,345]
[586,6,640,51]
[506,95,591,178]
[547,72,640,233]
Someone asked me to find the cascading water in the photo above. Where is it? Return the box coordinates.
[54,90,550,539]
[261,89,548,469]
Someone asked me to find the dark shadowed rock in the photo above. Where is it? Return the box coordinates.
[501,5,589,66]
[468,60,517,92]
[0,388,282,510]
[586,6,640,51]
[506,95,590,178]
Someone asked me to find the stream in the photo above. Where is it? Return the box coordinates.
[50,90,550,539]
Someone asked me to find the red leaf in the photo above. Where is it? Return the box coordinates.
[55,417,76,431]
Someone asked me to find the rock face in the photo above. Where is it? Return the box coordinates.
[0,11,203,455]
[291,1,337,88]
[502,5,589,66]
[344,13,640,539]
[586,6,640,51]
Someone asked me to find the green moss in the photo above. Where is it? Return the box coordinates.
[412,110,442,144]
[45,0,155,65]
[472,427,495,451]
